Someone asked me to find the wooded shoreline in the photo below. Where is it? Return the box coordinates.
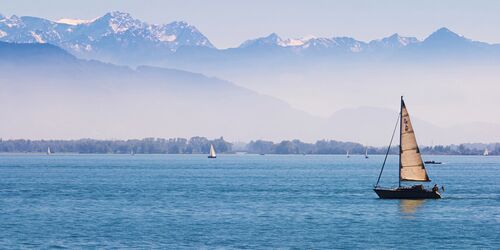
[0,138,497,155]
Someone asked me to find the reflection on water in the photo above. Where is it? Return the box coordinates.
[399,199,426,215]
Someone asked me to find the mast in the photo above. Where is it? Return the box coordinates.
[399,96,403,187]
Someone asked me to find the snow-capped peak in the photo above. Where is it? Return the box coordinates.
[56,18,92,25]
[369,33,419,48]
[239,33,282,48]
[240,33,319,48]
[91,11,144,33]
[279,35,316,47]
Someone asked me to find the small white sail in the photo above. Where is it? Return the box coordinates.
[400,99,430,182]
[209,144,217,158]
[483,148,489,156]
[47,147,51,155]
[365,148,369,158]
[346,150,350,158]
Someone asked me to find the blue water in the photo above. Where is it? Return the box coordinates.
[0,154,498,249]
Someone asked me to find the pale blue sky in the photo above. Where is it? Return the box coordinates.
[1,0,499,48]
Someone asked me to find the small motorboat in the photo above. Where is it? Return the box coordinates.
[424,160,442,164]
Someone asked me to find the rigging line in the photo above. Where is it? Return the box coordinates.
[375,112,400,187]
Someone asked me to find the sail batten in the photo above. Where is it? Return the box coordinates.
[399,99,430,182]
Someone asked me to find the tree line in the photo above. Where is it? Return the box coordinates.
[0,137,231,154]
[0,137,498,155]
[246,140,500,155]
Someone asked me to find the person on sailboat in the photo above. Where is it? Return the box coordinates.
[432,184,439,192]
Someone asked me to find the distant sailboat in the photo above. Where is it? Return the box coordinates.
[47,147,51,155]
[130,149,135,156]
[374,97,441,199]
[346,150,350,158]
[483,148,489,156]
[365,148,369,159]
[208,144,217,158]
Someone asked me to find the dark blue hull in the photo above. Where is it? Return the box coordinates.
[374,186,441,199]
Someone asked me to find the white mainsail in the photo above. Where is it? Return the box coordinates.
[399,99,430,182]
[209,144,216,158]
[47,147,51,155]
[483,148,489,156]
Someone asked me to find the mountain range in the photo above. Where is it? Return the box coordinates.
[0,11,213,62]
[2,11,500,65]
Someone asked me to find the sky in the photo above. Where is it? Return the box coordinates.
[1,0,500,48]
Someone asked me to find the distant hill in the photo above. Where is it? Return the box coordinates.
[0,41,326,141]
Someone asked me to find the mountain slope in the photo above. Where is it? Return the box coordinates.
[0,41,327,141]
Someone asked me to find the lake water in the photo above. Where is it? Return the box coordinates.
[0,154,498,249]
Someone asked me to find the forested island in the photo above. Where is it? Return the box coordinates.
[0,137,498,155]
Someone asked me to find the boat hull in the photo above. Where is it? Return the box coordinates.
[208,156,216,158]
[374,186,441,199]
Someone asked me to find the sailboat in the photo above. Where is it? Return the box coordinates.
[47,147,51,155]
[365,148,369,159]
[483,148,489,156]
[208,144,217,158]
[346,150,350,158]
[374,97,441,199]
